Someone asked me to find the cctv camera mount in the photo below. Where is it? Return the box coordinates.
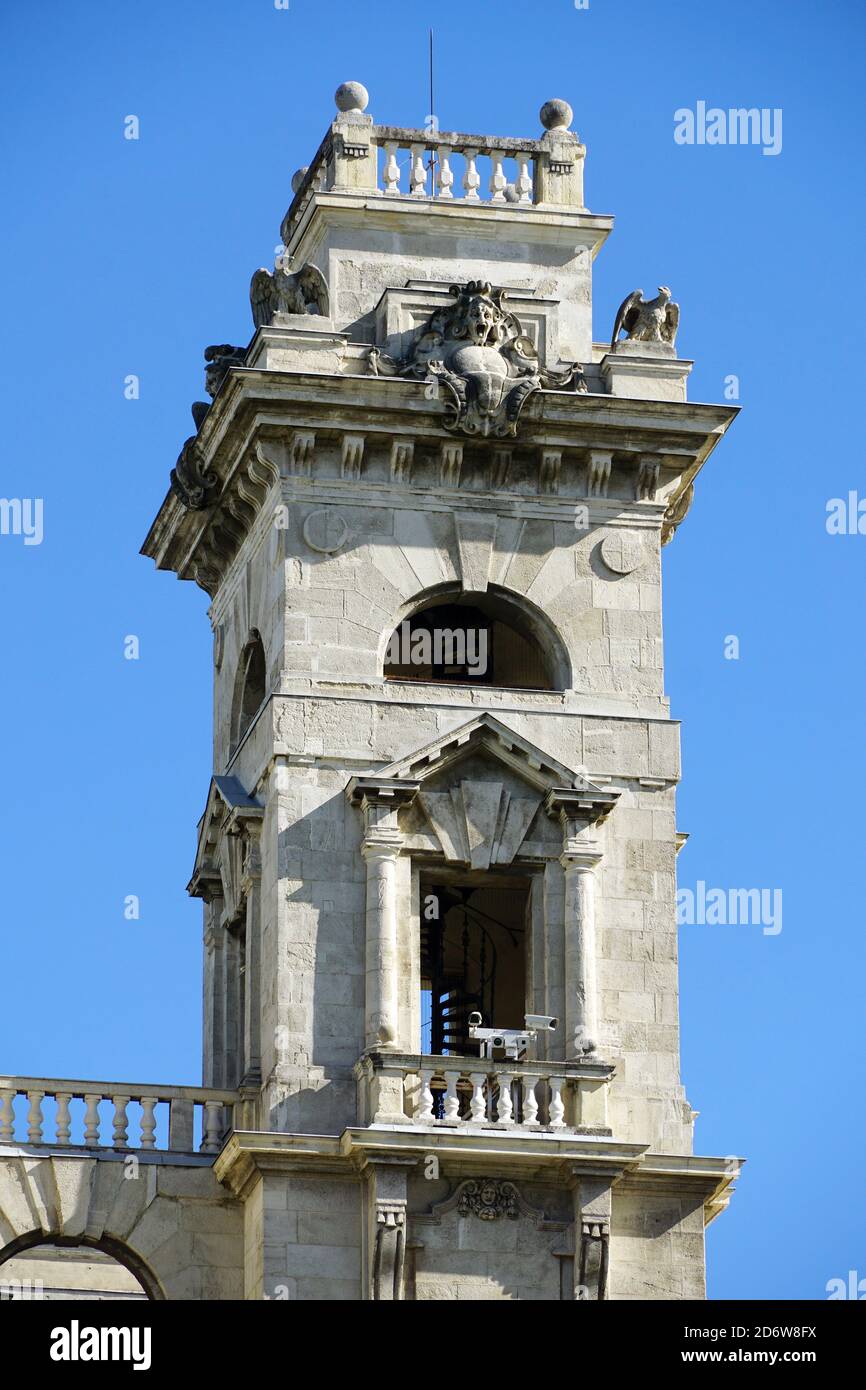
[467,1012,558,1061]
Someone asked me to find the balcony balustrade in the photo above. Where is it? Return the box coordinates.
[0,1076,239,1156]
[356,1052,613,1134]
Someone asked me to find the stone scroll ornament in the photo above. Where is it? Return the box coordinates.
[368,281,588,438]
[578,1217,610,1301]
[170,436,219,510]
[372,1204,406,1301]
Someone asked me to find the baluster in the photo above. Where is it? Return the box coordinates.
[201,1101,223,1153]
[0,1090,15,1143]
[111,1095,130,1148]
[489,152,507,203]
[469,1073,486,1123]
[55,1094,72,1145]
[382,141,401,195]
[417,1070,435,1122]
[548,1076,566,1129]
[437,144,454,198]
[462,148,481,200]
[83,1094,101,1147]
[443,1070,461,1122]
[522,1076,539,1127]
[498,1073,514,1124]
[139,1097,157,1149]
[409,144,427,197]
[26,1091,44,1144]
[515,154,533,204]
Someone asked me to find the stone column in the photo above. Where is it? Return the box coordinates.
[201,895,221,1088]
[239,828,262,1127]
[347,777,420,1055]
[545,785,619,1060]
[362,842,400,1051]
[561,847,603,1058]
[210,899,227,1088]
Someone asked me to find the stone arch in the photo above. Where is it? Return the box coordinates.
[0,1228,164,1300]
[229,628,267,753]
[380,582,572,691]
[0,1152,242,1301]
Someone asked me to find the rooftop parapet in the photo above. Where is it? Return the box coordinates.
[282,84,589,248]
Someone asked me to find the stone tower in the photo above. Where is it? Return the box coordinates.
[142,81,741,1301]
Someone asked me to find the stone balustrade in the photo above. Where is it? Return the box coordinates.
[282,93,587,244]
[368,127,540,204]
[356,1052,613,1134]
[0,1076,239,1155]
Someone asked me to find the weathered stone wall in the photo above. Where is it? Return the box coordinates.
[0,1154,243,1301]
[253,1173,362,1301]
[406,1175,572,1301]
[199,474,688,1151]
[609,1186,707,1300]
[211,487,665,732]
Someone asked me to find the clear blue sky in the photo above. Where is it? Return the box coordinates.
[1,0,863,1300]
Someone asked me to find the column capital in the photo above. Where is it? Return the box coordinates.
[361,836,403,857]
[346,775,420,811]
[544,784,620,826]
[348,775,420,850]
[560,846,603,872]
[545,784,619,859]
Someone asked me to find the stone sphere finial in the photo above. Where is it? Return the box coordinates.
[335,81,369,114]
[291,166,309,194]
[540,98,573,131]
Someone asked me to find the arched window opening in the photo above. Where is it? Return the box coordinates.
[383,592,559,691]
[231,630,267,753]
[0,1240,152,1301]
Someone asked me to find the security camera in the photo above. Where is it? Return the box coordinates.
[467,1013,558,1061]
[524,1014,558,1031]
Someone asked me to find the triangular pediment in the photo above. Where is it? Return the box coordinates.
[373,714,611,869]
[377,713,593,794]
[188,775,263,901]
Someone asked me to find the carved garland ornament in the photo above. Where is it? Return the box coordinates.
[368,281,587,438]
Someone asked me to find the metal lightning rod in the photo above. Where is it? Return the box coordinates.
[427,28,436,187]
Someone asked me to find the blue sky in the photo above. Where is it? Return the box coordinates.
[1,0,864,1300]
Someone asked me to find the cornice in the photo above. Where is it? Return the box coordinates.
[141,363,737,598]
[214,1124,739,1222]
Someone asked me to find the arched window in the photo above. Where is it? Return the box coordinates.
[0,1236,157,1301]
[230,630,267,753]
[383,587,566,691]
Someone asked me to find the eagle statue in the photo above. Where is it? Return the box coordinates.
[250,261,330,328]
[610,286,680,350]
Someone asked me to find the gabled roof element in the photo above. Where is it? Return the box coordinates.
[373,712,592,794]
[347,714,617,869]
[188,776,264,902]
